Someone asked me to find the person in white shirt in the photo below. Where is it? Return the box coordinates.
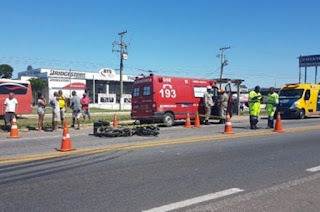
[3,92,18,128]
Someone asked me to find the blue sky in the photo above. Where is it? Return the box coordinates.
[1,0,319,88]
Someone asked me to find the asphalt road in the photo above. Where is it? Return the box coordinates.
[0,117,320,211]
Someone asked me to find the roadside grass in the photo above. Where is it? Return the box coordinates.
[31,107,130,114]
[1,115,132,132]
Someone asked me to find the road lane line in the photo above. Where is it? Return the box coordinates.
[306,165,320,172]
[1,125,320,165]
[142,188,243,212]
[187,173,320,212]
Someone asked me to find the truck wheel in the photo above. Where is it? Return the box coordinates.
[163,113,174,127]
[298,109,305,119]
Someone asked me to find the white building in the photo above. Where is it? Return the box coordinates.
[18,67,135,109]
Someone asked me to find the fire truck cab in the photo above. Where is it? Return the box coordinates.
[131,75,232,126]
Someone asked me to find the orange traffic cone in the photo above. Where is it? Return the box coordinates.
[113,113,119,128]
[184,112,191,128]
[194,112,201,128]
[223,113,234,134]
[273,112,284,133]
[8,115,21,138]
[56,120,75,152]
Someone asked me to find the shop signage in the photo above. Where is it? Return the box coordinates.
[99,68,116,78]
[49,69,86,79]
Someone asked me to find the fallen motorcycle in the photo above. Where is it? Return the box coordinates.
[92,121,159,137]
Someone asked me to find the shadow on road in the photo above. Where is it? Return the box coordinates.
[0,150,132,186]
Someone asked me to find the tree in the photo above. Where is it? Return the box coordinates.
[29,78,48,104]
[0,64,14,78]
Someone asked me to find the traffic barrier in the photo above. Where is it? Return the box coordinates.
[194,112,201,128]
[273,112,284,133]
[223,113,234,134]
[56,120,76,152]
[184,112,191,128]
[113,113,119,128]
[7,115,21,139]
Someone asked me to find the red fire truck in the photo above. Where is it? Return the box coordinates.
[131,74,232,126]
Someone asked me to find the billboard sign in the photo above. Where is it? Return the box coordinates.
[299,55,320,67]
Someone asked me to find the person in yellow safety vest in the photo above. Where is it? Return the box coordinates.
[266,87,279,129]
[249,85,262,129]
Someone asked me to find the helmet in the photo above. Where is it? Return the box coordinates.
[207,86,212,90]
[219,88,225,93]
[50,99,55,106]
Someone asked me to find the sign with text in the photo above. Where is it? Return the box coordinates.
[98,93,116,104]
[49,69,86,79]
[299,55,320,67]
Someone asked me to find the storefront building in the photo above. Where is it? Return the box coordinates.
[18,67,135,109]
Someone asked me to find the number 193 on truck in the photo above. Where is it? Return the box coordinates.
[131,74,232,126]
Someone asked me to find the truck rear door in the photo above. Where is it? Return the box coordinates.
[131,83,153,119]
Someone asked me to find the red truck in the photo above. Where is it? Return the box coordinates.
[131,74,232,126]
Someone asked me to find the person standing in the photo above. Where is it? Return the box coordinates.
[57,90,67,127]
[80,93,91,122]
[50,92,60,132]
[203,86,214,125]
[3,92,18,130]
[70,91,81,130]
[37,93,46,132]
[266,87,279,129]
[249,86,262,129]
[217,88,229,124]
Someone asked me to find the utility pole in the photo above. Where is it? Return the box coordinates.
[113,30,130,110]
[217,46,230,89]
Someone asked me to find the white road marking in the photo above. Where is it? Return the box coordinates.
[142,188,243,212]
[187,173,320,212]
[306,165,320,172]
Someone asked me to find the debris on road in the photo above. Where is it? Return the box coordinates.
[92,121,160,137]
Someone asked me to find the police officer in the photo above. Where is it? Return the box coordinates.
[204,86,214,125]
[249,86,262,129]
[218,88,229,124]
[266,87,279,129]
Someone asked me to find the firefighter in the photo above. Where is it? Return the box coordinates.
[249,85,262,129]
[204,86,214,125]
[218,88,229,124]
[266,87,279,129]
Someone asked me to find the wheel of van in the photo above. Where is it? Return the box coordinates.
[163,113,174,127]
[298,109,305,119]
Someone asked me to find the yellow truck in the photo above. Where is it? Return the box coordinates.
[277,83,320,119]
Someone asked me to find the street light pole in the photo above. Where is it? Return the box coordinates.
[218,46,230,89]
[113,30,130,110]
